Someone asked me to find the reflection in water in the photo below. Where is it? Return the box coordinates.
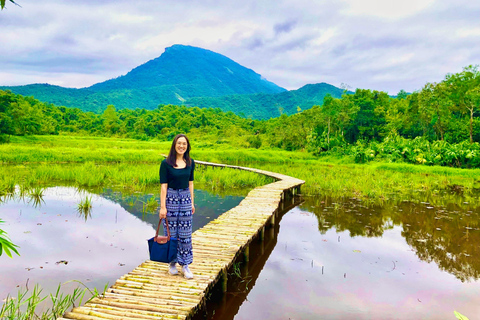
[202,195,480,320]
[302,196,480,282]
[0,186,47,208]
[101,188,244,232]
[76,195,93,221]
[27,186,46,208]
[194,196,303,320]
[0,186,244,304]
[76,206,92,221]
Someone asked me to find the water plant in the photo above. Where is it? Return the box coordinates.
[0,176,15,196]
[77,196,93,221]
[0,281,108,320]
[142,196,158,215]
[1,135,480,206]
[27,186,45,208]
[454,311,470,320]
[0,219,19,258]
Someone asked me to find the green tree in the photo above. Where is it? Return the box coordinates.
[102,104,119,135]
[321,94,337,146]
[344,89,388,143]
[418,82,452,141]
[385,94,408,137]
[466,86,480,143]
[445,65,480,143]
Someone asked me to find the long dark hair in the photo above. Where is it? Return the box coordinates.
[166,134,192,167]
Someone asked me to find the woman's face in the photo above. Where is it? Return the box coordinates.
[175,137,188,155]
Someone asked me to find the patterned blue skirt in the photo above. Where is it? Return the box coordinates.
[163,188,193,266]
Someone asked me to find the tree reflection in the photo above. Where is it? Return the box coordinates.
[302,196,480,282]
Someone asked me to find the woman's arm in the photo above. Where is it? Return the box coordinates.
[159,183,168,218]
[189,180,195,214]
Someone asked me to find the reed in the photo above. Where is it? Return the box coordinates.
[142,196,158,215]
[0,176,15,196]
[0,162,269,198]
[0,281,108,320]
[77,196,93,220]
[255,162,480,205]
[1,135,479,205]
[27,186,45,208]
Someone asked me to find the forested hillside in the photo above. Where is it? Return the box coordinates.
[1,65,479,168]
[185,83,348,119]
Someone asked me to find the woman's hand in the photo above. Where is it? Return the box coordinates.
[159,207,167,219]
[192,204,195,214]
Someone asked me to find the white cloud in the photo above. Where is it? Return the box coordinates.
[340,0,436,20]
[0,0,479,94]
[457,28,480,38]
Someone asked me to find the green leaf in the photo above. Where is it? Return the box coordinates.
[0,0,5,9]
[2,244,12,258]
[0,222,20,258]
[454,311,470,320]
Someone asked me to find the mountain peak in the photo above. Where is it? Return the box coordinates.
[88,44,286,98]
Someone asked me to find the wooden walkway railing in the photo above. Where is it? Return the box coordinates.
[58,160,304,320]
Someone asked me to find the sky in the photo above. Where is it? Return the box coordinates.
[0,0,479,94]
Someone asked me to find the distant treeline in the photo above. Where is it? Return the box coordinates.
[1,66,479,167]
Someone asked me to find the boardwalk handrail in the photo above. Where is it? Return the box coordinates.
[59,160,305,320]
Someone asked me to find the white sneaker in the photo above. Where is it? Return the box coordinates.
[169,262,178,275]
[182,265,194,279]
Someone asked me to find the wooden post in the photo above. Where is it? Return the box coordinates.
[260,226,265,242]
[270,214,275,227]
[221,269,228,293]
[243,245,250,263]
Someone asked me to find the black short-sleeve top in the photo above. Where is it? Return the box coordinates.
[159,159,195,190]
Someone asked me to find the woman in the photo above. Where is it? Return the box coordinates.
[159,134,195,279]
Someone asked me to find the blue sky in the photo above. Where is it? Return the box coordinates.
[0,0,479,94]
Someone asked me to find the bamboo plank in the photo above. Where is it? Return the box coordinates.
[75,304,185,319]
[103,292,198,308]
[89,297,191,314]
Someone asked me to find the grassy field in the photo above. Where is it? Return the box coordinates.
[1,135,480,205]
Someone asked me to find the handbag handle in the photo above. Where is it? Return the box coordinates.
[155,217,171,241]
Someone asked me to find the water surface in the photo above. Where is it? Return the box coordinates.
[206,196,480,319]
[0,186,243,302]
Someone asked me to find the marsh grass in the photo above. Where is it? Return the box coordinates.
[77,196,93,221]
[0,281,108,320]
[2,135,480,205]
[0,176,15,196]
[27,186,45,208]
[0,161,270,198]
[142,196,158,215]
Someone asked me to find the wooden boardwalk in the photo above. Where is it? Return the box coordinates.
[59,161,304,320]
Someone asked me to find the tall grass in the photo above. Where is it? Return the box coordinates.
[142,196,158,215]
[0,281,108,320]
[1,135,479,205]
[0,162,270,196]
[77,196,93,221]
